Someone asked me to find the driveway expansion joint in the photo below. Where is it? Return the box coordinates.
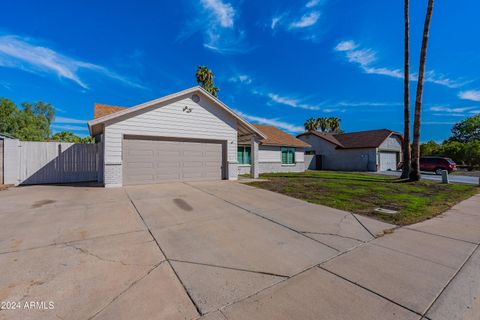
[318,266,424,317]
[301,231,366,243]
[420,244,480,319]
[64,242,163,267]
[123,188,202,316]
[370,241,475,271]
[170,259,289,278]
[184,182,342,253]
[404,226,479,245]
[88,261,166,320]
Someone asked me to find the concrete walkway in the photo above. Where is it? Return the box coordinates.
[0,182,478,320]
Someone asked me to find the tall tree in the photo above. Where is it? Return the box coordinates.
[304,117,318,131]
[317,117,329,132]
[327,117,341,133]
[0,98,55,141]
[410,0,435,181]
[401,0,411,179]
[449,114,480,143]
[195,66,219,97]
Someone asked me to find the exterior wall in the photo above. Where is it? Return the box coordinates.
[238,145,306,175]
[299,135,377,171]
[259,161,305,173]
[379,135,402,151]
[305,154,316,170]
[103,94,238,186]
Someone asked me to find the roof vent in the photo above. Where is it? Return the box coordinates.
[192,94,200,103]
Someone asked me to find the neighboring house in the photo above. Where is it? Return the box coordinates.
[88,87,308,187]
[297,129,403,172]
[0,133,19,185]
[238,124,309,175]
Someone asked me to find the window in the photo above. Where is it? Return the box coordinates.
[281,147,295,164]
[237,146,251,164]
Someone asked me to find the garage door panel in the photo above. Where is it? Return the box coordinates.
[379,152,398,171]
[125,162,155,169]
[123,137,224,185]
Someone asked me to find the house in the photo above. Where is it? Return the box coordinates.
[297,129,403,172]
[238,124,309,175]
[88,87,309,187]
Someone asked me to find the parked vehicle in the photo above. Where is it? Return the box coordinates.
[398,157,457,175]
[420,157,456,174]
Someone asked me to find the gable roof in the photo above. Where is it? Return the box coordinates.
[253,124,310,148]
[88,86,266,139]
[298,129,402,149]
[93,104,127,119]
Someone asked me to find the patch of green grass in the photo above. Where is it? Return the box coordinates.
[247,171,480,225]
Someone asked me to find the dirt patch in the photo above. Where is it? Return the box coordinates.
[10,239,23,251]
[31,199,56,208]
[173,198,193,211]
[0,184,13,192]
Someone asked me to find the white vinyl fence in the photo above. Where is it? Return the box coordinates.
[4,140,102,185]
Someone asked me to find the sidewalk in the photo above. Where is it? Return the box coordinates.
[215,193,480,320]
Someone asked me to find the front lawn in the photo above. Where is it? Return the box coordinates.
[247,171,480,225]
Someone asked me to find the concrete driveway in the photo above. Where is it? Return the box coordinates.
[0,181,478,320]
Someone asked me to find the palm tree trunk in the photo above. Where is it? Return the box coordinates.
[401,0,411,179]
[410,0,434,181]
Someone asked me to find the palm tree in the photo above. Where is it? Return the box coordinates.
[410,0,435,181]
[195,66,219,97]
[401,0,411,179]
[328,117,341,133]
[317,117,330,132]
[304,118,318,131]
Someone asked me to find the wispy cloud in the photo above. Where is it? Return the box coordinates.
[185,0,248,54]
[235,110,304,133]
[422,121,457,125]
[271,15,283,30]
[458,90,480,102]
[429,105,480,117]
[336,101,402,107]
[201,0,235,27]
[51,124,88,131]
[271,1,324,40]
[334,40,358,52]
[429,106,477,113]
[305,0,320,8]
[0,35,146,90]
[267,92,321,110]
[289,12,320,29]
[54,116,88,124]
[229,74,252,84]
[334,40,468,88]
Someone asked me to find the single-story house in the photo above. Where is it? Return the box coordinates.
[297,129,403,172]
[88,87,309,187]
[238,124,309,175]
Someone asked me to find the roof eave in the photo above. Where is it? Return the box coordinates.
[87,86,266,140]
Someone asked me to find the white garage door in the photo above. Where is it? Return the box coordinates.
[379,152,398,171]
[123,137,224,185]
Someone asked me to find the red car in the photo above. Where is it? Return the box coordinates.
[398,157,457,174]
[420,157,456,174]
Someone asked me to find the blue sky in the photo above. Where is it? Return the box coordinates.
[0,0,479,141]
